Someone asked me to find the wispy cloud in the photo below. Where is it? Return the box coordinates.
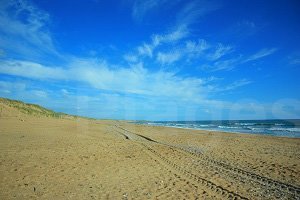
[201,48,277,72]
[287,52,300,66]
[155,39,209,65]
[243,48,278,63]
[132,0,170,21]
[32,90,48,98]
[156,51,182,65]
[125,25,189,61]
[222,79,252,91]
[185,39,209,56]
[155,39,232,66]
[127,0,221,63]
[0,80,26,94]
[123,54,138,63]
[0,57,252,102]
[207,44,233,61]
[137,43,154,57]
[0,0,57,59]
[176,0,221,27]
[0,60,66,80]
[0,79,50,104]
[201,57,240,72]
[0,59,210,99]
[152,25,189,46]
[0,77,259,120]
[290,58,300,65]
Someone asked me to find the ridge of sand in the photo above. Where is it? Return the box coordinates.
[0,98,300,199]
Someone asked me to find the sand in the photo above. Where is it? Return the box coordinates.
[0,102,300,199]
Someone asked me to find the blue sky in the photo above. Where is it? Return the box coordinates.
[0,0,300,120]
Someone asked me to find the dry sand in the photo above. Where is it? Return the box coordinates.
[0,101,300,199]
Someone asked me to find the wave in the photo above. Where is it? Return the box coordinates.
[139,121,300,138]
[275,123,285,126]
[235,123,255,126]
[218,126,240,129]
[269,127,300,132]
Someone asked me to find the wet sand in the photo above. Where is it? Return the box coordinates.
[0,104,300,199]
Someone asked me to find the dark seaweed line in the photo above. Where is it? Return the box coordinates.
[116,125,300,199]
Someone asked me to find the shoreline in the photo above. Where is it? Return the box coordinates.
[147,124,300,139]
[133,122,300,139]
[128,122,300,144]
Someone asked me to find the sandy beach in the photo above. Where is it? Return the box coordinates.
[0,99,300,199]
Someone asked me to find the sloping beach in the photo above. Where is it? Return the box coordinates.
[0,98,300,199]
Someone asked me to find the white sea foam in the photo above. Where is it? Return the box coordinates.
[269,127,300,132]
[218,126,239,129]
[236,123,255,126]
[140,120,300,138]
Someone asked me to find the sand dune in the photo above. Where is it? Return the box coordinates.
[0,98,300,199]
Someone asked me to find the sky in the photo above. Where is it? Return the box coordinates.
[0,0,300,120]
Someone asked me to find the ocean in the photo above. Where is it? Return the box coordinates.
[135,119,300,138]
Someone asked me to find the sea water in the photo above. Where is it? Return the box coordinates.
[135,119,300,138]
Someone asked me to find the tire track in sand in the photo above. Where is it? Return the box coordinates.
[166,145,300,199]
[115,124,300,200]
[112,126,205,199]
[113,124,248,200]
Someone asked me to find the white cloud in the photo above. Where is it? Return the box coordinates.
[0,57,255,114]
[0,59,211,100]
[131,0,183,22]
[141,38,232,66]
[32,90,48,98]
[127,0,221,62]
[61,89,70,96]
[185,39,209,54]
[0,80,47,101]
[222,79,252,91]
[152,25,189,46]
[132,0,165,21]
[176,0,221,27]
[201,48,277,72]
[139,36,234,67]
[137,43,154,57]
[287,52,300,66]
[290,59,300,65]
[156,51,181,65]
[201,57,240,72]
[2,78,298,120]
[127,25,189,60]
[123,54,138,63]
[0,0,57,59]
[0,60,67,80]
[153,39,233,67]
[0,80,26,93]
[125,1,222,65]
[243,48,277,63]
[207,43,233,61]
